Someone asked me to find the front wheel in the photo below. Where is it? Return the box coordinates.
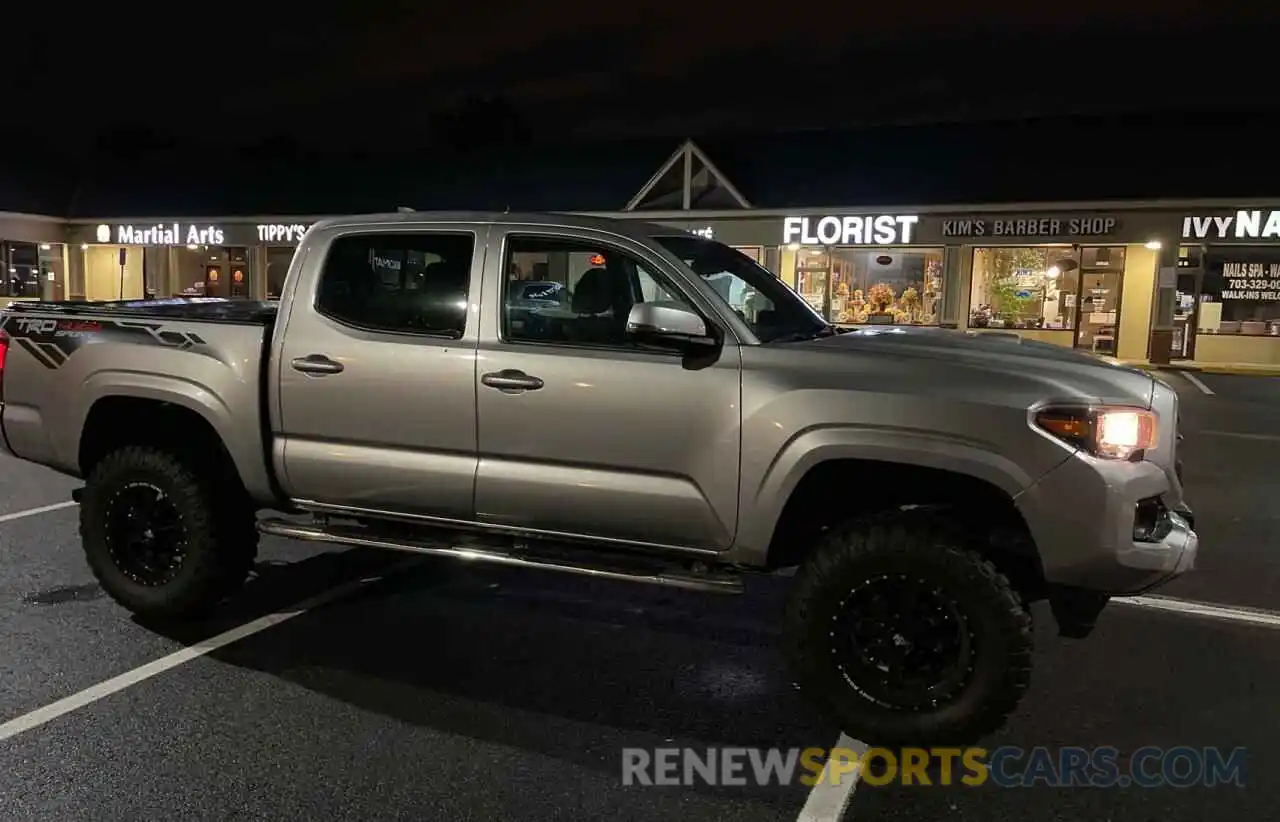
[80,446,257,619]
[783,510,1033,747]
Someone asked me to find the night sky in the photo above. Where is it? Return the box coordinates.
[11,1,1277,159]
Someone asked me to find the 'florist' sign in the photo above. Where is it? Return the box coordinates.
[783,215,920,246]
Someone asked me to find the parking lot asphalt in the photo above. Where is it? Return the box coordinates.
[1155,370,1280,610]
[0,373,1277,821]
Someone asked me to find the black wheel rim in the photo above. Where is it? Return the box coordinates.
[830,573,975,711]
[104,481,189,587]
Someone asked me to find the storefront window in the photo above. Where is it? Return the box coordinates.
[968,247,1081,330]
[266,247,295,299]
[172,246,211,297]
[172,246,251,298]
[81,245,145,301]
[3,241,48,299]
[784,247,943,325]
[1199,247,1280,336]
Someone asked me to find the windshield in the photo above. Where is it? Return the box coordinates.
[653,235,831,342]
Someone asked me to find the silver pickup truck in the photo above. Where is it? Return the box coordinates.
[0,212,1197,745]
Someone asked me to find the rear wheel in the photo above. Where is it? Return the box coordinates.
[783,509,1033,746]
[80,446,257,619]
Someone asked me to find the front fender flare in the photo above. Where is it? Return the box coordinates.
[731,426,1039,565]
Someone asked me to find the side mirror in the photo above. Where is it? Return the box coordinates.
[626,301,713,348]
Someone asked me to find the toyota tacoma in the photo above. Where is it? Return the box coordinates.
[0,212,1197,745]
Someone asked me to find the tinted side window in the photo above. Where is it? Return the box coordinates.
[316,232,474,337]
[504,234,697,347]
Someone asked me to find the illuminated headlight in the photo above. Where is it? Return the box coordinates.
[1033,405,1158,461]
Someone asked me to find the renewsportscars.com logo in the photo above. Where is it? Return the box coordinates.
[621,746,1248,788]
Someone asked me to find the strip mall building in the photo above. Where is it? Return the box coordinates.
[3,130,1280,368]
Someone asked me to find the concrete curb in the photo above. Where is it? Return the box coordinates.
[1146,363,1280,377]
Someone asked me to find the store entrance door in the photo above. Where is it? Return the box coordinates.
[1171,269,1202,360]
[1073,246,1126,355]
[203,264,224,297]
[795,249,834,319]
[202,247,250,298]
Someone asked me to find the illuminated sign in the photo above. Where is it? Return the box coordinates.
[256,223,310,243]
[942,217,1117,238]
[1182,210,1280,240]
[1219,261,1280,301]
[97,223,225,246]
[783,215,919,246]
[689,226,714,239]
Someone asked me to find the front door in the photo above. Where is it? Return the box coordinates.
[203,264,224,298]
[1171,270,1202,360]
[201,247,250,298]
[275,225,485,520]
[1073,246,1126,354]
[473,228,742,551]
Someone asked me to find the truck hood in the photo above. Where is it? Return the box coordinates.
[789,325,1156,407]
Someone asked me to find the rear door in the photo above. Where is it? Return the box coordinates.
[274,224,486,520]
[472,226,743,551]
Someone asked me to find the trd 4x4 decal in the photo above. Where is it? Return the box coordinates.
[0,315,207,370]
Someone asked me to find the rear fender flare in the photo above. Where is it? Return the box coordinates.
[74,372,273,500]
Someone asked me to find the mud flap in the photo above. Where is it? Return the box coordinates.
[1049,585,1111,639]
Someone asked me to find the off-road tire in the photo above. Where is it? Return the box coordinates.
[783,508,1033,747]
[80,446,258,619]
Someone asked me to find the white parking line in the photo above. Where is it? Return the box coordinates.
[1178,371,1216,395]
[0,500,77,524]
[798,733,867,821]
[0,557,419,743]
[1116,593,1280,628]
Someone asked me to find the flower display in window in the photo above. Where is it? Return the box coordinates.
[900,287,921,321]
[867,282,896,313]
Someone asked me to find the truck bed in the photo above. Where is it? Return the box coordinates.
[0,298,278,500]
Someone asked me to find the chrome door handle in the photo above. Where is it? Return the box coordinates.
[481,369,544,393]
[291,354,344,375]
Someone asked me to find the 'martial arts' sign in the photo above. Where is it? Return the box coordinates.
[1182,210,1280,240]
[95,223,225,246]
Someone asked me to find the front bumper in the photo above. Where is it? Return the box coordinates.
[1015,454,1199,595]
[1118,509,1198,593]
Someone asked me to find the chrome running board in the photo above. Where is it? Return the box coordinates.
[257,517,744,594]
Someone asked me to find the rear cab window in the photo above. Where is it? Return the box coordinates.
[315,232,475,338]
